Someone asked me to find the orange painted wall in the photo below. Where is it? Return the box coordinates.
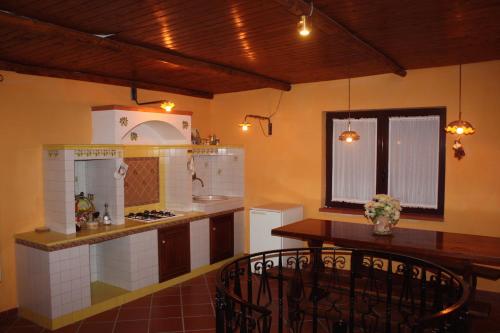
[209,61,500,291]
[0,71,211,312]
[1,60,499,312]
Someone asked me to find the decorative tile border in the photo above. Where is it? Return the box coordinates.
[47,150,59,158]
[16,208,244,252]
[74,148,123,158]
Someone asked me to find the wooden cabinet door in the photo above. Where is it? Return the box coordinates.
[210,213,234,264]
[158,224,191,282]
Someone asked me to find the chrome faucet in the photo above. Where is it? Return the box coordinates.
[192,174,205,187]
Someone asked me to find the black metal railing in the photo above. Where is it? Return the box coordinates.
[215,247,470,333]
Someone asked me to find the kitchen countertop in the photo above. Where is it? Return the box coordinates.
[15,208,244,251]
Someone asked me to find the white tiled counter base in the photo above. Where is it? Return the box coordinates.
[16,244,91,319]
[15,211,243,326]
[234,210,245,255]
[91,230,159,291]
[190,218,210,270]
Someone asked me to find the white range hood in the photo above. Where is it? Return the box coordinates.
[91,105,192,145]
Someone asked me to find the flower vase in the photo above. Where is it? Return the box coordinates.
[373,216,393,235]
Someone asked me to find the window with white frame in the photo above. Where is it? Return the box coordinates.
[325,108,446,217]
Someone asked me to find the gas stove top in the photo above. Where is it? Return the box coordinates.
[126,210,182,223]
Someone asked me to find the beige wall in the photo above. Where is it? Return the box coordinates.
[0,72,211,312]
[1,60,499,311]
[209,60,500,290]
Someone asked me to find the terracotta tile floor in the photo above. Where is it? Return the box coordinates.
[1,269,499,333]
[0,271,218,333]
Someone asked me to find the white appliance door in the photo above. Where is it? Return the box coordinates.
[250,210,282,254]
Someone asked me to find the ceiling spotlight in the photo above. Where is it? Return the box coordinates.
[297,2,314,37]
[298,15,311,36]
[131,86,175,112]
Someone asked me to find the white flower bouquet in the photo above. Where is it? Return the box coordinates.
[364,194,402,225]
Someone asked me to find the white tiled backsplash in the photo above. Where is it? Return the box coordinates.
[44,146,243,234]
[44,150,77,234]
[192,148,244,197]
[44,148,125,235]
[164,149,192,211]
[75,159,124,225]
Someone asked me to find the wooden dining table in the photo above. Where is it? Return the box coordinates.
[271,219,500,267]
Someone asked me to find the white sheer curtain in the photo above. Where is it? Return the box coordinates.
[388,116,440,208]
[332,118,377,203]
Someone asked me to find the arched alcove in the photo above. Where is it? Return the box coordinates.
[121,120,186,144]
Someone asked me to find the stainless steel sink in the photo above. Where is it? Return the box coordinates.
[193,195,229,202]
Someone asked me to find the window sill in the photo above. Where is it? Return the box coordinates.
[318,207,444,222]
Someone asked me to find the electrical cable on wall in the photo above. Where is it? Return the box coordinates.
[238,90,285,136]
[269,91,284,118]
[259,91,285,137]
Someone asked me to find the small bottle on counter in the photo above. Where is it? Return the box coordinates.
[102,203,112,225]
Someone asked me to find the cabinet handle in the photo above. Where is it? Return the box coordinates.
[212,227,216,231]
[162,240,166,244]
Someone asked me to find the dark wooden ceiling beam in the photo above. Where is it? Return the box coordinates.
[272,0,407,77]
[0,59,214,99]
[0,10,292,91]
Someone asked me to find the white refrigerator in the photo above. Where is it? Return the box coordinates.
[250,203,304,254]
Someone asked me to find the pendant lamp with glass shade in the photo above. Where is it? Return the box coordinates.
[445,64,475,160]
[339,78,360,143]
[445,64,475,135]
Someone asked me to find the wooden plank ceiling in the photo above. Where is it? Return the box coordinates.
[0,0,499,98]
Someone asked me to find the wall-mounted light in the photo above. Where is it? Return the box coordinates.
[297,2,314,37]
[131,86,175,112]
[160,101,176,112]
[238,121,252,132]
[338,78,360,143]
[238,115,272,136]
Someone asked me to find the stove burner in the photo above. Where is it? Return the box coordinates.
[126,210,181,222]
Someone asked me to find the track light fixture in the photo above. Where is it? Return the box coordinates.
[297,1,314,37]
[131,86,175,112]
